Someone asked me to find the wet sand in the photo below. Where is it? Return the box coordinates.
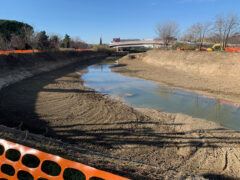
[1,56,240,179]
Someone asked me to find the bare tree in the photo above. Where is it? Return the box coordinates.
[10,35,25,50]
[30,33,37,50]
[70,37,89,49]
[186,22,212,49]
[0,36,10,50]
[156,21,179,46]
[181,30,196,42]
[228,32,240,44]
[0,36,6,50]
[22,25,34,49]
[214,14,240,50]
[206,33,221,43]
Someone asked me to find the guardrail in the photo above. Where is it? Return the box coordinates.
[0,139,129,180]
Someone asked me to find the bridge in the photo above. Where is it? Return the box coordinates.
[109,39,164,49]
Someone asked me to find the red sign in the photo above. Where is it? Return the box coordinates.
[113,38,120,42]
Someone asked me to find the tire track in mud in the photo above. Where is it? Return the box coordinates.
[223,151,228,171]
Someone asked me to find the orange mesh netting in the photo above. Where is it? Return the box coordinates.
[0,139,129,180]
[225,47,240,52]
[0,49,89,55]
[0,50,40,55]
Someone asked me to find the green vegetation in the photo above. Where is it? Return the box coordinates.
[0,19,34,50]
[0,19,33,40]
[172,42,213,51]
[172,43,198,50]
[61,34,71,48]
[214,46,221,51]
[36,31,50,50]
[0,20,90,51]
[92,44,115,53]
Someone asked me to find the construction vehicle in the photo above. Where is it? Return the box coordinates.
[207,43,222,51]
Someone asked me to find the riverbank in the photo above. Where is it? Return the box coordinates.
[0,51,108,90]
[112,50,240,106]
[1,56,240,179]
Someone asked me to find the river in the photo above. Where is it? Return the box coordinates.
[81,63,240,131]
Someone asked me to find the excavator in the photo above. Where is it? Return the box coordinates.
[207,43,222,51]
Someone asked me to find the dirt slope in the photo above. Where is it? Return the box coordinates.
[1,56,240,179]
[0,51,107,90]
[112,50,240,105]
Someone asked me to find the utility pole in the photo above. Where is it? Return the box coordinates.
[100,36,102,45]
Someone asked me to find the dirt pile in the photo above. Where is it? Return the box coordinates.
[143,50,240,78]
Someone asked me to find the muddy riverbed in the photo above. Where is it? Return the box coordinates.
[83,64,240,131]
[1,56,240,179]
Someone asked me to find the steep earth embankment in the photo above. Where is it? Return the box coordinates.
[112,50,240,105]
[0,51,107,90]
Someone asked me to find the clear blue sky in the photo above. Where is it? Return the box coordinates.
[0,0,239,44]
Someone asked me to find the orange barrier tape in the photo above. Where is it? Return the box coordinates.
[0,139,129,180]
[225,47,240,52]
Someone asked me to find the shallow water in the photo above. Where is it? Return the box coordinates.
[81,64,240,130]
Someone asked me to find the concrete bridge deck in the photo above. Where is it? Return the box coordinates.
[109,40,164,48]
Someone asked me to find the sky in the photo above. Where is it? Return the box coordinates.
[0,0,239,44]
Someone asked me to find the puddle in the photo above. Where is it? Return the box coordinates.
[81,64,240,131]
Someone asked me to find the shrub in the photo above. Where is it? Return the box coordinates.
[172,43,198,50]
[92,45,115,54]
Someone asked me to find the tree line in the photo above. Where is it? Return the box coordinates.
[0,20,90,51]
[156,14,240,50]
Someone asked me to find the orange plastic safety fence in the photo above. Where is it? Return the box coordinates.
[180,47,190,50]
[225,47,240,52]
[0,139,129,180]
[0,50,40,55]
[0,50,12,55]
[0,49,90,55]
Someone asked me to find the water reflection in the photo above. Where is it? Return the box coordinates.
[154,86,173,100]
[81,64,240,130]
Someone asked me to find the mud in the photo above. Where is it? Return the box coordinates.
[1,55,240,179]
